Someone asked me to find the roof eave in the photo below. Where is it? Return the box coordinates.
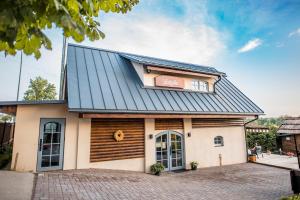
[68,108,263,116]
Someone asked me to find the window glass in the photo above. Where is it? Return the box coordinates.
[191,80,208,92]
[214,136,224,147]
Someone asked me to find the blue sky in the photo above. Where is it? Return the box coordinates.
[0,0,299,117]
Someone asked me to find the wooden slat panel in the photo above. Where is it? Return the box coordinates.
[192,118,244,128]
[90,118,145,162]
[155,119,183,130]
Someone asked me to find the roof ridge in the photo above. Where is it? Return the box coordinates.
[68,43,224,74]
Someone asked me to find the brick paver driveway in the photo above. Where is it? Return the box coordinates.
[33,163,292,200]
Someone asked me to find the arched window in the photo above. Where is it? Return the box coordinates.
[214,136,224,147]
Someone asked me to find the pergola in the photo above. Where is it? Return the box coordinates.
[277,117,300,168]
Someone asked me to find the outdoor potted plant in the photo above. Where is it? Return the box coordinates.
[150,163,165,176]
[190,161,198,170]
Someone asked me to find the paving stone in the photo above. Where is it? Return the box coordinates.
[33,163,292,200]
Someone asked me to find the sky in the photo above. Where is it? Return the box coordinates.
[0,0,299,117]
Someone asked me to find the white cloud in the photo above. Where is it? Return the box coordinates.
[238,38,263,53]
[288,28,300,37]
[81,13,226,66]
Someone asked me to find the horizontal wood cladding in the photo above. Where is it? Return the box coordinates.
[155,119,184,130]
[90,118,145,162]
[192,118,244,128]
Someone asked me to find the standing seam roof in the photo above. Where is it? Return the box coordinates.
[66,44,264,115]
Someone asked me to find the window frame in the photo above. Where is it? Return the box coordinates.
[214,136,224,147]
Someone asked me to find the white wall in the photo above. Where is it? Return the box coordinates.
[185,124,247,168]
[145,118,246,171]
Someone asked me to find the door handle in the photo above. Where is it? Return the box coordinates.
[39,139,42,151]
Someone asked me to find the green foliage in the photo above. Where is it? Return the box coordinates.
[0,114,13,122]
[150,163,165,175]
[247,131,277,151]
[0,0,139,59]
[190,161,198,170]
[256,117,285,127]
[0,144,12,169]
[247,117,282,151]
[281,194,300,200]
[23,76,57,100]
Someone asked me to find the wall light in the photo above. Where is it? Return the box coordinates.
[149,134,153,139]
[187,132,191,137]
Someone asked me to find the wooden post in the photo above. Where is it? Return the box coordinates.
[293,134,300,169]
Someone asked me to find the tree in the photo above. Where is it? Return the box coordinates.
[0,0,138,58]
[23,76,57,100]
[0,115,13,123]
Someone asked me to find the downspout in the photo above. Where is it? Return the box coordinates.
[75,117,80,169]
[244,115,259,162]
[213,75,222,93]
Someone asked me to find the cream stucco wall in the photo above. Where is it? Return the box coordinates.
[12,104,246,172]
[185,123,247,169]
[12,104,145,172]
[144,118,246,172]
[11,104,78,172]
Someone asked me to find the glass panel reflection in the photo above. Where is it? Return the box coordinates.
[52,133,60,143]
[156,151,161,160]
[162,151,168,159]
[41,156,50,167]
[177,158,182,167]
[52,144,60,155]
[163,160,168,168]
[43,132,52,143]
[51,155,59,166]
[172,159,177,167]
[42,144,51,156]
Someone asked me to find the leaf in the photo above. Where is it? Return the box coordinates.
[0,0,139,58]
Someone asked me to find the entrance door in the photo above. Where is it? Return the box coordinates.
[155,131,184,171]
[37,119,65,171]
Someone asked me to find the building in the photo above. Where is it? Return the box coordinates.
[277,117,300,154]
[245,122,269,133]
[0,44,264,172]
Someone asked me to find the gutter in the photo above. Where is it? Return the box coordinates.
[244,115,259,162]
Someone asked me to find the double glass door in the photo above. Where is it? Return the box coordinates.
[155,131,184,171]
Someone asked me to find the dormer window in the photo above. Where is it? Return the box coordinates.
[191,80,208,92]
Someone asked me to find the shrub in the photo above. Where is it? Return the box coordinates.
[281,194,300,200]
[190,161,198,170]
[0,145,12,169]
[150,163,165,176]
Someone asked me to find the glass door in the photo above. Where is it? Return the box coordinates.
[37,119,65,171]
[155,131,184,171]
[170,132,184,170]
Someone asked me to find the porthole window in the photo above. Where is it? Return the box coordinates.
[214,136,224,147]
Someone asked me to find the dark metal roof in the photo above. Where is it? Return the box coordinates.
[120,54,224,76]
[278,118,300,135]
[0,100,65,106]
[66,44,264,115]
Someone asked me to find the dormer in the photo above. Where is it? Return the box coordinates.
[127,56,224,93]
